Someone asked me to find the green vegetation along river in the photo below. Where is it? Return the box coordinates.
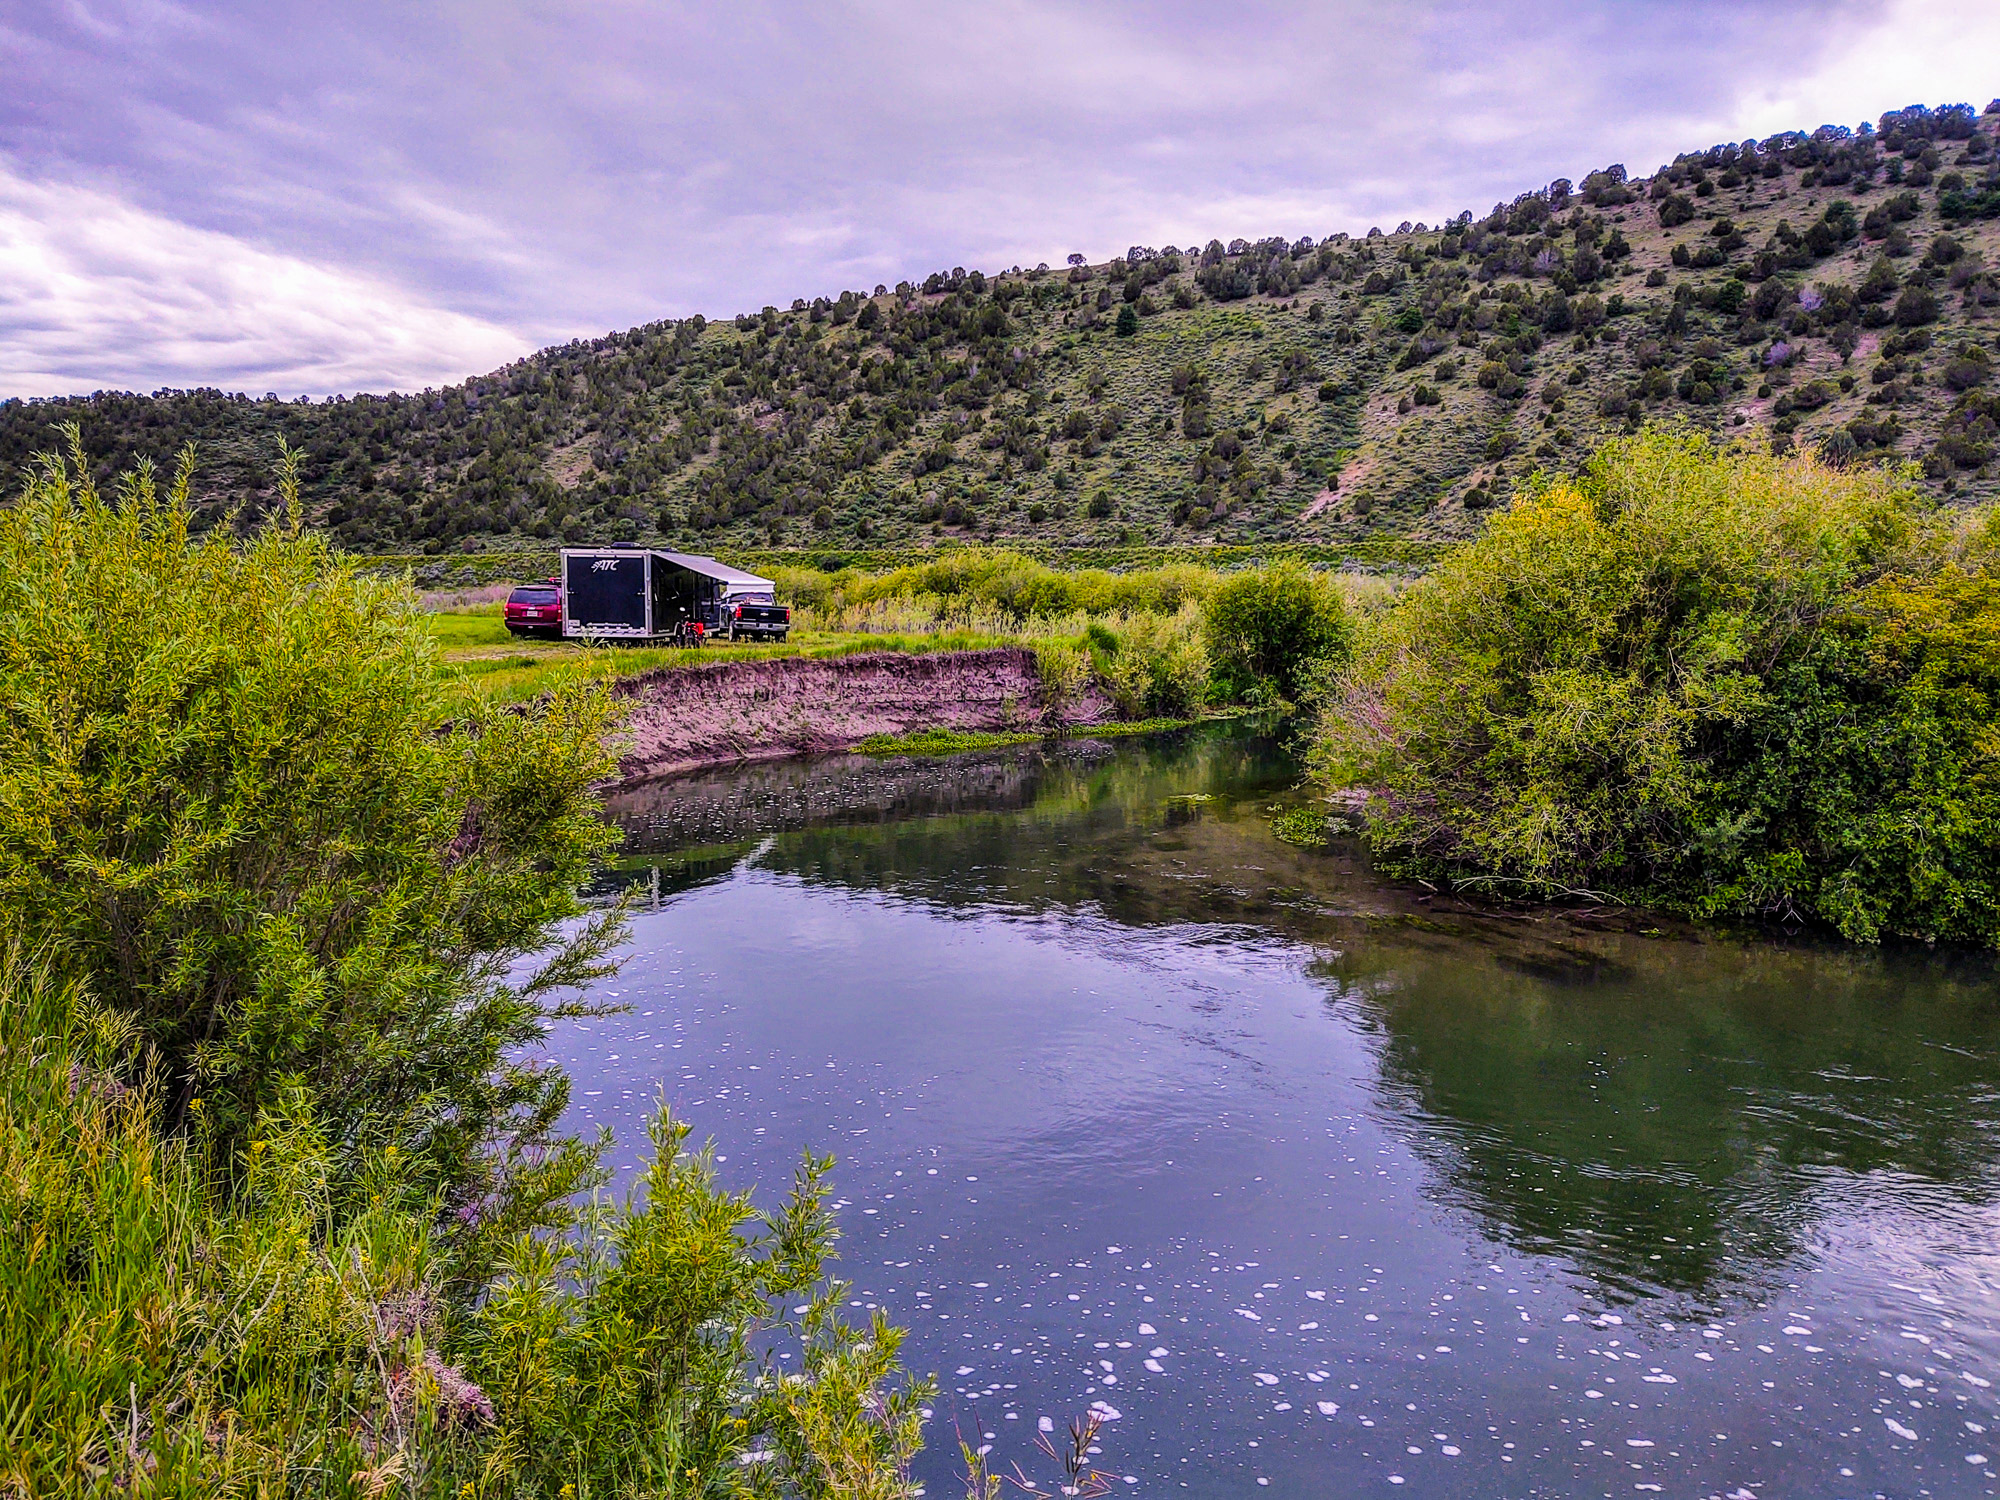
[569,720,2000,1497]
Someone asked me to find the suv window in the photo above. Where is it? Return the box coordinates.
[509,586,559,604]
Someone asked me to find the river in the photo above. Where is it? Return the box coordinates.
[559,719,2000,1498]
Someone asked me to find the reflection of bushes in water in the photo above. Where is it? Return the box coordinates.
[750,725,1301,918]
[591,843,762,903]
[1319,931,2000,1299]
[604,746,1064,854]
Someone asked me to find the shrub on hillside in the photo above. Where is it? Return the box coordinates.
[1315,433,2000,944]
[1203,560,1353,704]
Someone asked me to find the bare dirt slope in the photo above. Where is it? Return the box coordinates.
[611,648,1110,782]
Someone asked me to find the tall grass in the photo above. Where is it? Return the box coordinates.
[0,954,926,1497]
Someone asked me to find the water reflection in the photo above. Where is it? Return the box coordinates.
[580,723,2000,1495]
[600,724,2000,1306]
[1346,935,2000,1301]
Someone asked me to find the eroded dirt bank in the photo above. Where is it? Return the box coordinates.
[610,647,1111,783]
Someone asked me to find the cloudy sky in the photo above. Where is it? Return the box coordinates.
[2,1,1994,399]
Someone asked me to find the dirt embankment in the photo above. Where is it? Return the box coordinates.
[611,648,1112,783]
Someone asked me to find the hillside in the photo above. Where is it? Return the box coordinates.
[5,101,1999,555]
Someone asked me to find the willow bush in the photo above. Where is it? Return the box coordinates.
[0,431,620,1257]
[1201,558,1352,704]
[1087,604,1212,719]
[772,550,1217,623]
[1317,432,2000,944]
[0,431,925,1495]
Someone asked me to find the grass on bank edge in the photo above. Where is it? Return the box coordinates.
[852,712,1248,758]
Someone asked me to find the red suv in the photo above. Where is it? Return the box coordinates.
[503,578,563,638]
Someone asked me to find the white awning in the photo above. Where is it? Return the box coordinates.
[655,550,774,591]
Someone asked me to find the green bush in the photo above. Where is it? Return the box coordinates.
[840,549,1215,620]
[1203,560,1353,704]
[0,433,928,1494]
[1316,432,2000,944]
[1091,605,1212,719]
[0,433,619,1253]
[1033,638,1093,721]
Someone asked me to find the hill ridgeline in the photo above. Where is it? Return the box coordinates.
[5,101,1999,557]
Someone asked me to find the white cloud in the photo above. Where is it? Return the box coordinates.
[1729,0,2000,142]
[0,158,528,399]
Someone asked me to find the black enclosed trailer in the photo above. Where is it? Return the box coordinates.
[560,547,776,642]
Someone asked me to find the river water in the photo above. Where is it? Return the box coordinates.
[563,720,2000,1499]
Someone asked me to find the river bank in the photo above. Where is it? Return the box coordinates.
[610,646,1116,782]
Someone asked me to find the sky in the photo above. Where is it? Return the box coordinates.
[2,0,1995,400]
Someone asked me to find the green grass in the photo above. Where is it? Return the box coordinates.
[853,726,1045,756]
[853,714,1222,758]
[422,604,518,649]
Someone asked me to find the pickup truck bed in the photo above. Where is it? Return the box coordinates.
[727,601,790,641]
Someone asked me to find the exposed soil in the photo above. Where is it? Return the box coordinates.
[611,647,1113,784]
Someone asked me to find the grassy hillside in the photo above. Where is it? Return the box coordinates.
[6,102,1999,556]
